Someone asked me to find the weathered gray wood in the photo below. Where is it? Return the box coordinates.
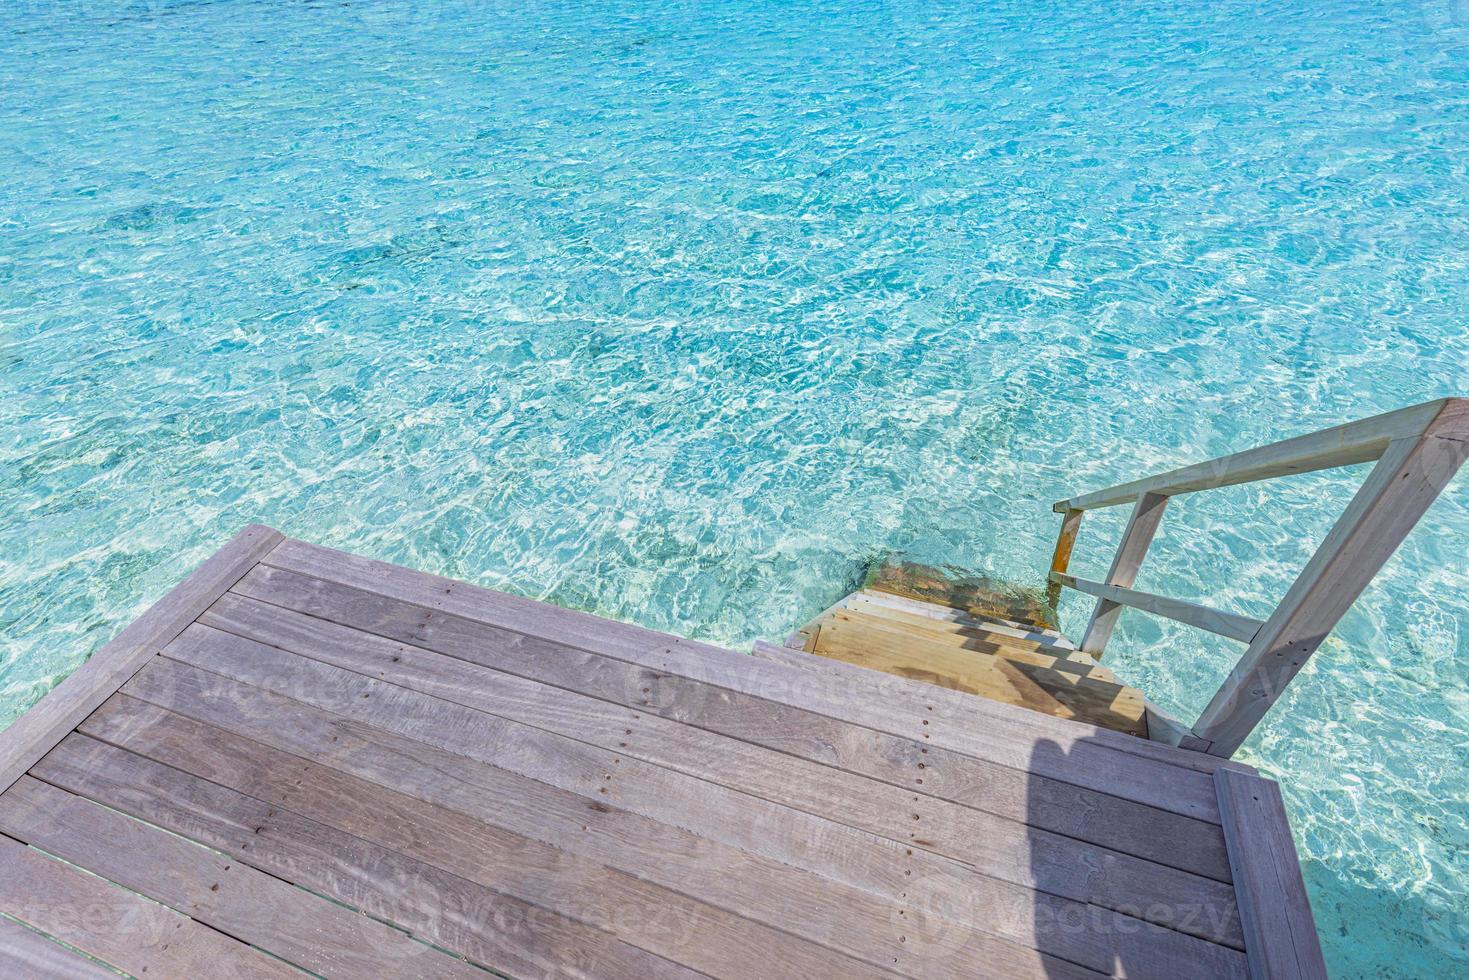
[1053,398,1460,512]
[1193,421,1469,756]
[0,523,282,795]
[1080,491,1170,656]
[1046,507,1084,610]
[32,733,713,980]
[0,831,302,979]
[0,914,118,980]
[0,523,1324,978]
[72,702,962,980]
[1144,701,1214,752]
[130,647,1174,971]
[210,582,1234,881]
[146,626,1244,966]
[257,542,1248,798]
[1215,770,1328,980]
[1052,573,1264,645]
[0,775,487,980]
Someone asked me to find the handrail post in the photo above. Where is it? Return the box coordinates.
[1079,491,1169,658]
[1044,508,1084,610]
[1190,426,1469,756]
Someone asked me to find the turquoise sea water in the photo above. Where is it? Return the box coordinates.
[3,0,1468,973]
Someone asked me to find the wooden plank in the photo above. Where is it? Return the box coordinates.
[0,915,117,980]
[1053,398,1461,512]
[0,776,487,980]
[31,734,716,980]
[1052,572,1264,645]
[852,590,1081,652]
[0,832,303,979]
[1194,423,1469,756]
[812,618,1148,737]
[207,585,1236,883]
[830,605,1108,678]
[786,592,853,649]
[1079,491,1170,656]
[1215,770,1327,980]
[73,702,985,980]
[103,690,1116,980]
[0,523,282,795]
[857,589,1071,643]
[132,646,1201,970]
[750,634,1252,811]
[813,617,1071,712]
[142,632,1243,966]
[1046,507,1084,609]
[256,543,1249,797]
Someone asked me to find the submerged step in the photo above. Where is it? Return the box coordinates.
[863,559,1061,631]
[852,589,1073,647]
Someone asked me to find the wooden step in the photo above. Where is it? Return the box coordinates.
[812,613,1116,698]
[806,618,1147,737]
[825,608,1116,683]
[808,618,1072,717]
[843,597,1101,670]
[854,590,1072,646]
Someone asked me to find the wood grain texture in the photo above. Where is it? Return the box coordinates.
[814,617,1071,711]
[0,832,302,979]
[1215,770,1328,980]
[147,629,1244,971]
[1046,507,1085,609]
[828,606,1106,676]
[0,523,282,795]
[129,646,1156,972]
[812,614,1147,736]
[1052,573,1263,646]
[0,526,1325,978]
[32,733,708,980]
[72,702,942,980]
[840,596,1090,665]
[1079,491,1170,656]
[855,589,1071,644]
[257,543,1248,800]
[0,914,118,980]
[0,775,486,980]
[209,581,1235,883]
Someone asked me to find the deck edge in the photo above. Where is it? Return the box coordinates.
[1214,768,1327,980]
[0,523,283,794]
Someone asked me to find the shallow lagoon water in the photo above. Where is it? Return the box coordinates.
[3,0,1469,974]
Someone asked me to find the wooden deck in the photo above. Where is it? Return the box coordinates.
[0,525,1326,979]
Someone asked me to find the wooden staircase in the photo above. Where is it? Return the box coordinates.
[792,580,1150,738]
[786,399,1469,757]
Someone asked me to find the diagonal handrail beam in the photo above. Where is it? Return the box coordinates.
[1052,399,1451,514]
[1047,397,1469,757]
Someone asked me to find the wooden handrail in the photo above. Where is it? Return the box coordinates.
[1049,573,1264,644]
[1053,399,1453,513]
[1048,398,1469,757]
